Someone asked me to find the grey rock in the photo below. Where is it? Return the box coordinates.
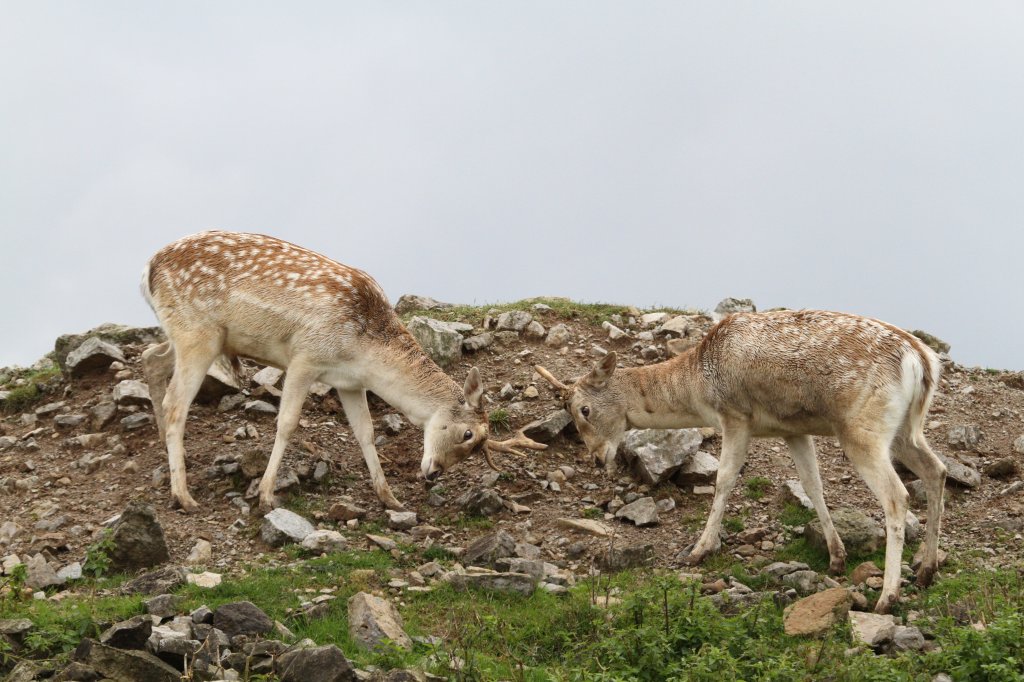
[25,553,64,590]
[55,323,161,369]
[940,454,981,488]
[1014,435,1024,455]
[72,638,180,682]
[244,399,278,415]
[524,320,546,340]
[381,413,404,435]
[301,530,347,554]
[277,644,356,682]
[762,561,811,579]
[447,571,537,596]
[100,614,153,649]
[494,558,545,581]
[522,410,573,443]
[781,570,820,595]
[90,401,118,431]
[0,619,33,636]
[620,428,703,484]
[849,612,897,647]
[890,625,927,652]
[347,591,413,651]
[145,594,182,620]
[463,332,495,352]
[240,448,270,478]
[463,530,516,567]
[261,508,314,547]
[190,605,213,624]
[947,425,983,451]
[112,380,151,406]
[108,502,170,572]
[64,337,127,377]
[387,510,418,531]
[674,450,719,486]
[195,357,242,404]
[56,561,82,581]
[495,310,533,332]
[118,565,188,595]
[251,366,284,388]
[328,501,367,522]
[780,479,814,509]
[713,298,756,320]
[407,317,463,368]
[984,457,1019,479]
[596,544,654,572]
[614,496,659,526]
[456,487,505,517]
[213,601,273,638]
[2,661,40,682]
[394,294,453,314]
[782,588,853,637]
[805,507,884,555]
[121,413,153,430]
[54,413,87,429]
[545,323,572,347]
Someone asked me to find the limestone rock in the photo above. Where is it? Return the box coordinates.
[406,317,463,368]
[72,638,180,682]
[447,571,537,596]
[596,544,654,572]
[849,612,897,647]
[456,487,505,517]
[25,553,64,590]
[463,332,494,352]
[614,497,659,526]
[261,508,314,547]
[112,380,151,407]
[940,454,982,488]
[673,451,719,486]
[556,518,612,537]
[99,615,153,649]
[64,337,126,377]
[394,294,453,315]
[347,592,412,651]
[713,298,756,320]
[780,480,814,509]
[946,425,982,451]
[301,530,347,554]
[495,310,533,332]
[463,530,516,567]
[545,323,572,347]
[805,508,884,556]
[522,410,573,443]
[619,428,703,485]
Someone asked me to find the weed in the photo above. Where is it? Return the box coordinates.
[83,529,116,578]
[744,476,772,500]
[0,366,61,413]
[723,516,744,534]
[488,408,511,433]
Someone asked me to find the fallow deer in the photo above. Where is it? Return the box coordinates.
[140,231,544,513]
[536,310,946,613]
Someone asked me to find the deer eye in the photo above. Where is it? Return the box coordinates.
[580,406,590,418]
[463,429,473,441]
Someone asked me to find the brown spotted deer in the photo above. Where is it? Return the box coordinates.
[141,231,544,513]
[536,310,946,613]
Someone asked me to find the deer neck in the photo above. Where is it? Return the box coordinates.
[362,333,462,427]
[617,351,713,430]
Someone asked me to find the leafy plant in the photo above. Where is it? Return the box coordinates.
[83,529,116,578]
[488,408,511,433]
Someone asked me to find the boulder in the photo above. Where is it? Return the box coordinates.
[406,317,463,368]
[556,518,613,537]
[55,324,162,371]
[72,638,180,682]
[99,615,153,649]
[25,553,63,590]
[544,324,573,347]
[63,337,126,377]
[782,588,853,637]
[673,451,719,486]
[849,612,897,648]
[946,425,982,451]
[261,508,314,547]
[805,508,884,556]
[447,571,537,596]
[108,502,170,572]
[619,428,703,485]
[596,544,654,572]
[119,566,188,596]
[347,592,413,651]
[387,510,418,531]
[713,298,756,320]
[327,501,367,522]
[940,455,982,488]
[522,410,573,443]
[394,294,453,314]
[456,487,505,517]
[463,530,516,567]
[495,310,533,332]
[780,479,814,510]
[277,644,356,682]
[213,601,273,638]
[301,530,347,554]
[614,497,659,526]
[112,380,151,407]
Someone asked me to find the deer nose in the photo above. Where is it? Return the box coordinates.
[425,469,441,482]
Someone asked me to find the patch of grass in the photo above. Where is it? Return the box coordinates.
[743,476,773,500]
[422,545,456,562]
[778,502,815,527]
[0,366,61,414]
[723,516,745,534]
[582,507,603,520]
[488,408,511,434]
[82,529,116,578]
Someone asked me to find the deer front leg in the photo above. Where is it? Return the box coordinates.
[257,363,318,511]
[682,422,751,565]
[337,389,405,511]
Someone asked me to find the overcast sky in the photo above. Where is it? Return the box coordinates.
[1,2,1022,370]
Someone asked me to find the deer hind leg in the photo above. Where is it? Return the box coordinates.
[257,361,319,511]
[892,427,946,588]
[786,435,847,575]
[841,429,908,614]
[163,333,221,512]
[336,388,404,511]
[141,341,174,443]
[684,421,751,564]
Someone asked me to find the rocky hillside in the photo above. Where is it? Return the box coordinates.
[1,296,1023,680]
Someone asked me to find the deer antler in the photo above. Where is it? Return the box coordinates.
[482,430,548,470]
[535,365,571,392]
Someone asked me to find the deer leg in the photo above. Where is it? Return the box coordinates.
[163,335,220,512]
[257,362,319,511]
[892,428,946,588]
[842,431,908,614]
[684,421,751,564]
[141,341,174,444]
[786,435,847,575]
[337,389,404,511]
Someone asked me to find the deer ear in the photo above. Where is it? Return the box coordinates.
[464,367,484,411]
[583,351,617,389]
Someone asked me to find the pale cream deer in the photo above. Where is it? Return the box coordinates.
[537,310,946,613]
[141,231,543,513]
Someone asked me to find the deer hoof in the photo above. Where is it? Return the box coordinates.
[174,495,200,513]
[873,593,897,615]
[915,565,936,588]
[828,557,847,576]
